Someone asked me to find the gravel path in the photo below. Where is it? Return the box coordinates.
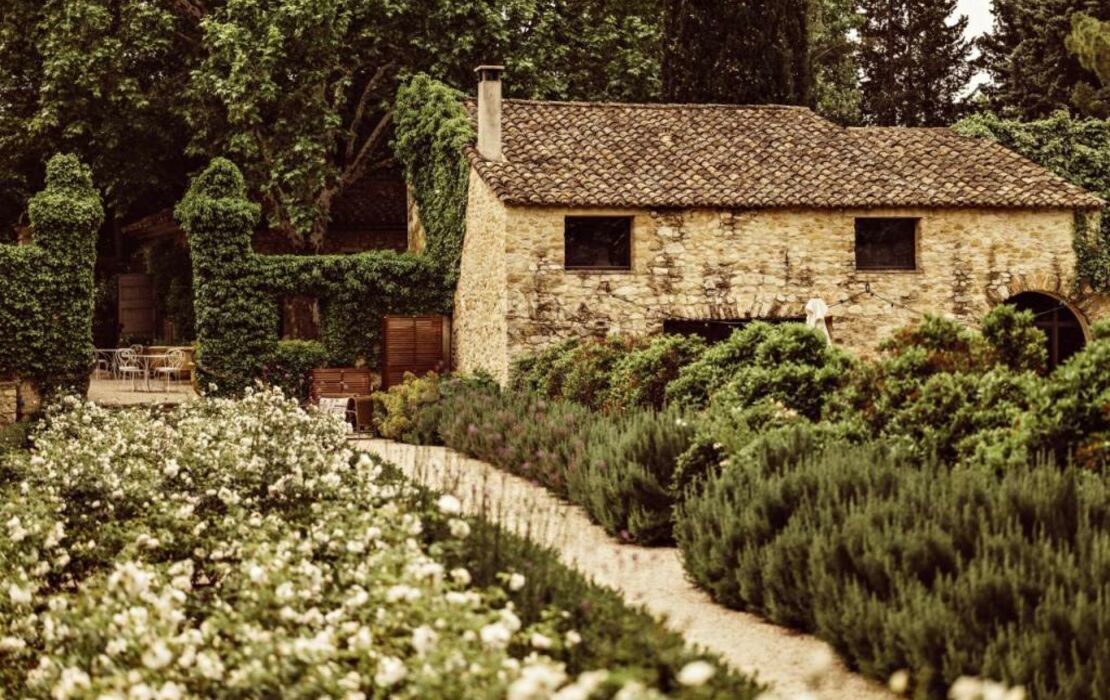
[357,439,896,700]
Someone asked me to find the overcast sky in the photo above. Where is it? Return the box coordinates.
[958,0,995,38]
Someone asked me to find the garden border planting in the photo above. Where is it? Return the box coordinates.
[359,438,896,700]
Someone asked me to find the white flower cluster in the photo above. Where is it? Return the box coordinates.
[0,390,718,699]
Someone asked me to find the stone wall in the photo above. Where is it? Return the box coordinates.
[456,191,1106,380]
[453,172,509,378]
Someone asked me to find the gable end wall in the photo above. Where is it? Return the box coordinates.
[453,170,509,380]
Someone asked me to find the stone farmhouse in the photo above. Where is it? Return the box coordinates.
[451,66,1107,382]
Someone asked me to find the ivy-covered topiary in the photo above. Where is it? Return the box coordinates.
[0,154,103,398]
[175,159,273,393]
[177,158,449,395]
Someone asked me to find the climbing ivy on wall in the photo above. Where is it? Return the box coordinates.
[0,154,103,398]
[177,158,449,395]
[178,76,472,396]
[953,111,1110,292]
[393,74,475,287]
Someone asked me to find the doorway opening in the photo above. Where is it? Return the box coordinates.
[1003,292,1087,369]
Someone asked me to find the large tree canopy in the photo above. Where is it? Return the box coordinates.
[660,0,813,105]
[0,0,194,232]
[1068,12,1110,87]
[979,0,1110,119]
[858,0,973,126]
[0,0,662,246]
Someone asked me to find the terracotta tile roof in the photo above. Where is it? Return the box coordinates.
[466,100,1103,210]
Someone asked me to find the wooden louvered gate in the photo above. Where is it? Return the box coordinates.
[381,315,451,389]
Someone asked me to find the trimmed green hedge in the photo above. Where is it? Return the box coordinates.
[0,154,103,397]
[177,76,473,396]
[177,159,449,395]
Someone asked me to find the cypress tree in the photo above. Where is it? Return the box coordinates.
[661,0,813,105]
[858,0,974,126]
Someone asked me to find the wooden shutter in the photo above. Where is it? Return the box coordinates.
[117,273,156,340]
[381,315,451,389]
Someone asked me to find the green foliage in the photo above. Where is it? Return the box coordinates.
[979,0,1110,118]
[0,154,103,397]
[1068,12,1110,87]
[0,421,32,453]
[184,0,665,248]
[145,239,195,341]
[177,158,449,395]
[450,518,763,699]
[825,312,1052,462]
[661,0,812,105]
[1026,336,1110,470]
[553,336,644,411]
[979,304,1048,373]
[953,110,1110,290]
[858,0,973,126]
[606,334,707,411]
[435,383,694,545]
[393,74,474,285]
[675,444,1110,698]
[439,389,593,498]
[882,368,1043,464]
[665,323,849,416]
[0,0,191,233]
[1091,318,1110,340]
[175,158,271,393]
[263,339,330,403]
[509,337,581,396]
[810,0,862,124]
[566,409,695,544]
[371,371,444,443]
[670,398,857,498]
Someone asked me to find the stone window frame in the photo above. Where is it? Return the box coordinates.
[563,215,634,271]
[854,217,919,272]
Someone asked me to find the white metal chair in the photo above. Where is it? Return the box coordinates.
[93,351,111,379]
[117,348,144,391]
[155,349,187,391]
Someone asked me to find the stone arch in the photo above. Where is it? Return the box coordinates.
[1002,290,1089,369]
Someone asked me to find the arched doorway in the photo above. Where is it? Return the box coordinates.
[1004,292,1087,369]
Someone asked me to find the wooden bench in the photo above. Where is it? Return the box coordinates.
[311,368,377,432]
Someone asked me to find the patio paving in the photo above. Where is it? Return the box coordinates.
[87,378,197,406]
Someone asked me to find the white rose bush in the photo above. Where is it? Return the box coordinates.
[0,389,758,699]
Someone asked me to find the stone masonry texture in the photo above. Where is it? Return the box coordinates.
[454,172,1108,382]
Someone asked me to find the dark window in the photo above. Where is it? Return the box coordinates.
[855,218,917,270]
[565,217,632,270]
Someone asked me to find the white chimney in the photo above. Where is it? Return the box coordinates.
[476,65,505,162]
